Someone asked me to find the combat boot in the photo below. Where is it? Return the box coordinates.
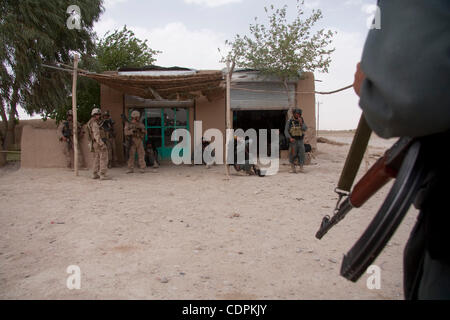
[126,168,134,174]
[92,173,100,179]
[298,165,305,173]
[140,168,146,173]
[100,174,112,180]
[289,164,296,173]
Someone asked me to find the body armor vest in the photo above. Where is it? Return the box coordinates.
[289,120,304,138]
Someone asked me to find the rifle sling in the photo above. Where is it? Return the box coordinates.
[337,115,372,193]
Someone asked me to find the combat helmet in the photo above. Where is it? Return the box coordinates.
[91,108,102,116]
[131,110,140,119]
[293,108,302,116]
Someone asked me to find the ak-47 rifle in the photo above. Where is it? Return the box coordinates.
[315,115,427,282]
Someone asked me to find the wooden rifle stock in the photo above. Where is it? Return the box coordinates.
[350,156,397,208]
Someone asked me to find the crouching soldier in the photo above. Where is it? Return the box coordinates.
[284,108,308,173]
[60,110,84,169]
[87,108,111,180]
[124,110,146,173]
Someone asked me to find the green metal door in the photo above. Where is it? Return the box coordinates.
[143,108,189,160]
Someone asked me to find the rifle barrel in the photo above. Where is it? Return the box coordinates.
[315,198,353,239]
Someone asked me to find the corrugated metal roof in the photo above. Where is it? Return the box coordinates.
[231,82,296,110]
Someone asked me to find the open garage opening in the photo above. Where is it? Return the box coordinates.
[233,110,289,156]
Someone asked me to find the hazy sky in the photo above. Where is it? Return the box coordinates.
[20,0,378,130]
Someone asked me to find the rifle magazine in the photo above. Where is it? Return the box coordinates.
[340,141,427,282]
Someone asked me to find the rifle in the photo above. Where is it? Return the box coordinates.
[315,117,428,282]
[121,114,133,160]
[102,118,115,139]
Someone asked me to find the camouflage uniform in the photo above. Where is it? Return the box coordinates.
[60,114,84,169]
[87,109,109,179]
[124,112,146,173]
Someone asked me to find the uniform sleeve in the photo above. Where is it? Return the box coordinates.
[124,122,133,136]
[138,123,146,135]
[59,124,65,139]
[92,122,105,146]
[301,119,308,132]
[284,120,292,140]
[359,0,450,138]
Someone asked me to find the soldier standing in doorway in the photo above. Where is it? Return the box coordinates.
[284,108,308,173]
[102,110,117,168]
[87,108,110,180]
[124,110,146,173]
[60,110,84,169]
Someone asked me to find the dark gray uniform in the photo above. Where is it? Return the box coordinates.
[359,0,450,299]
[284,117,308,166]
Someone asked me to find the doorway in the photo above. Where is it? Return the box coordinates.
[142,108,190,160]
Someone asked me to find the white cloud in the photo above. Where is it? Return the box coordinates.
[343,0,362,6]
[103,0,128,9]
[304,0,321,9]
[94,17,121,38]
[131,22,227,70]
[184,0,242,8]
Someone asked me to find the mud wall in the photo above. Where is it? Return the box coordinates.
[297,72,317,151]
[21,125,93,169]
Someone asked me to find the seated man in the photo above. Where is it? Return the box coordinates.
[145,139,159,168]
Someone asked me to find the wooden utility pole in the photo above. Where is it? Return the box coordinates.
[225,60,232,177]
[72,54,79,176]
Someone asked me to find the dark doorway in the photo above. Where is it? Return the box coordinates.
[233,110,289,153]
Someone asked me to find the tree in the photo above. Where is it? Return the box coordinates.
[97,25,160,72]
[0,0,103,156]
[54,25,161,124]
[222,0,335,111]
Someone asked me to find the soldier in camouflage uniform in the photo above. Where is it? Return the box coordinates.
[284,108,308,173]
[60,110,84,169]
[102,110,117,168]
[87,108,110,180]
[124,110,146,173]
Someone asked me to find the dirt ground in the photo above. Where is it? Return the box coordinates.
[0,132,418,300]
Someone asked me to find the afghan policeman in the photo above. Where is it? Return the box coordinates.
[124,110,146,173]
[284,108,308,173]
[87,108,110,180]
[354,0,450,299]
[60,110,84,169]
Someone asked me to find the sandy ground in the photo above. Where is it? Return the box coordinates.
[0,132,418,300]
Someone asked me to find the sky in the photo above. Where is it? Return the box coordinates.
[20,0,378,130]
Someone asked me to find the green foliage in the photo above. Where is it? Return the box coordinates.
[222,0,335,80]
[55,25,161,124]
[0,0,103,143]
[97,25,161,71]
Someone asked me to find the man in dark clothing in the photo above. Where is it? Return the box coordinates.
[284,109,307,173]
[354,0,450,299]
